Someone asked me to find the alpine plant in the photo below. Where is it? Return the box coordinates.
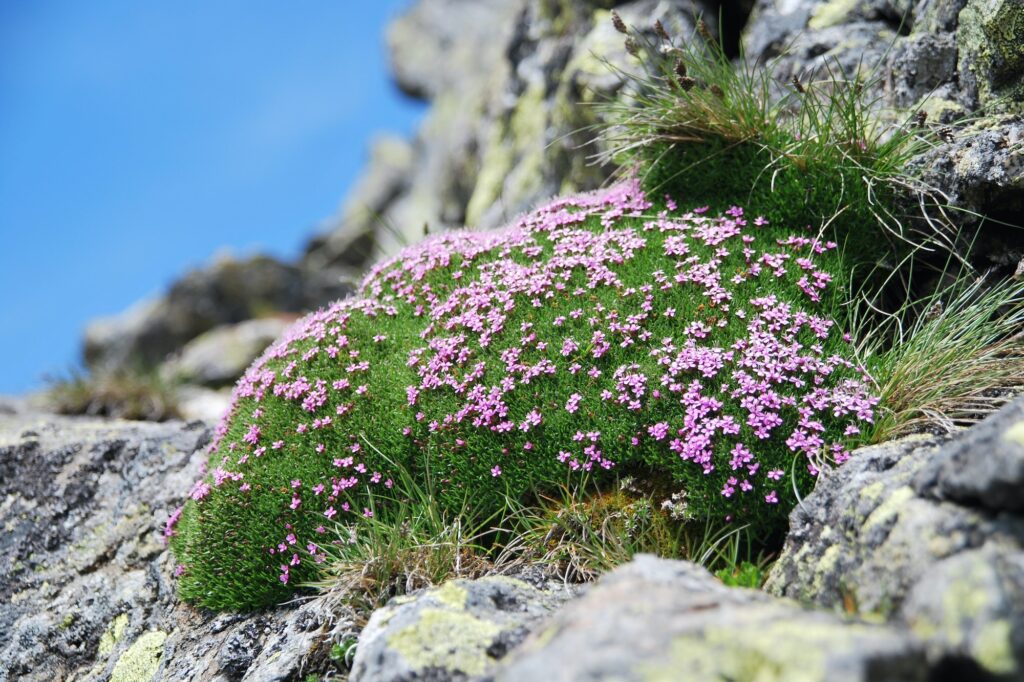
[167,181,877,609]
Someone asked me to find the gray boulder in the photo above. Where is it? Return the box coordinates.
[0,413,349,681]
[84,254,351,376]
[350,575,576,682]
[159,317,292,388]
[302,135,415,272]
[496,555,927,682]
[766,399,1024,679]
[303,0,715,269]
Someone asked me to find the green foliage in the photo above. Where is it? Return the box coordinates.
[595,17,945,281]
[309,444,497,616]
[716,560,767,588]
[169,186,873,609]
[498,477,689,582]
[854,272,1024,442]
[46,368,181,422]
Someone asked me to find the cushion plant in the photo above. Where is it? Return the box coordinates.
[167,180,876,610]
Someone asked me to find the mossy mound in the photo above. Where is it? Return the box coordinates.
[169,181,875,609]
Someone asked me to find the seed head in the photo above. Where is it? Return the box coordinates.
[710,83,725,99]
[914,110,927,128]
[791,75,805,94]
[678,75,697,91]
[674,59,687,80]
[625,37,641,58]
[697,19,713,42]
[612,10,628,35]
[654,19,670,41]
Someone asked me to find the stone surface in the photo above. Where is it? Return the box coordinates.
[907,116,1024,263]
[83,254,351,376]
[173,385,233,424]
[159,317,292,388]
[0,413,348,681]
[303,0,714,270]
[495,555,927,682]
[302,135,416,272]
[350,575,576,682]
[915,398,1024,513]
[766,400,1024,679]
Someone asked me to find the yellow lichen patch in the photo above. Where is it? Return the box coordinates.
[857,481,885,504]
[430,581,469,610]
[1002,420,1024,447]
[99,613,129,657]
[110,630,167,682]
[973,619,1015,675]
[861,486,915,533]
[639,618,893,682]
[810,545,843,596]
[388,609,503,677]
[808,0,861,29]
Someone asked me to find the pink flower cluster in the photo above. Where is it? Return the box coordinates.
[170,180,876,592]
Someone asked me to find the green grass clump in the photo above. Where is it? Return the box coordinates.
[595,16,949,280]
[47,368,181,422]
[854,273,1024,442]
[167,181,876,610]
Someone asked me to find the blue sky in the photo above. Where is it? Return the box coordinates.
[0,1,424,394]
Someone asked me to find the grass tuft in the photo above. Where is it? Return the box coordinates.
[46,369,181,422]
[309,449,498,618]
[856,273,1024,442]
[591,16,956,279]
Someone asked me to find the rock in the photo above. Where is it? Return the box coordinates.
[302,135,416,272]
[350,575,576,682]
[84,254,351,375]
[173,385,233,424]
[387,0,524,101]
[496,555,927,682]
[0,413,346,681]
[765,400,1024,679]
[0,414,208,680]
[907,117,1024,264]
[159,317,292,388]
[900,545,1024,678]
[915,398,1024,512]
[957,0,1024,112]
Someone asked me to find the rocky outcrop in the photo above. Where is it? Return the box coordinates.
[766,398,1024,679]
[83,254,351,378]
[351,556,928,682]
[351,575,576,681]
[0,413,348,681]
[158,317,293,388]
[741,0,1024,269]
